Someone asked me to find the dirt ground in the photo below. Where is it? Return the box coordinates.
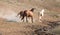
[0,14,60,35]
[0,0,60,35]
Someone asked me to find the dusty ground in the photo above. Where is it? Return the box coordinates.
[0,0,60,35]
[0,14,60,35]
[0,18,48,35]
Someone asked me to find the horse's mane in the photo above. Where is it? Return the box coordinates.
[30,8,35,12]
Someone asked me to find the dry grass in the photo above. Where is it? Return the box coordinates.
[0,0,60,35]
[0,18,49,35]
[49,26,60,35]
[0,14,59,35]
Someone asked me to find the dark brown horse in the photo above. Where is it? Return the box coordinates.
[17,8,35,23]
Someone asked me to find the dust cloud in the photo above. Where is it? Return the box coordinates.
[0,9,36,22]
[0,10,21,22]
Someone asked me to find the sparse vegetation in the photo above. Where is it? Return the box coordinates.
[0,0,60,35]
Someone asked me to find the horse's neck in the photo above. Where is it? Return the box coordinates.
[41,9,44,13]
[30,9,34,12]
[39,9,45,16]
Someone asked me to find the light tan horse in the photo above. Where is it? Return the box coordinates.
[38,9,45,22]
[17,8,35,23]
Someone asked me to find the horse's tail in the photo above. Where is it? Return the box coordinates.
[16,13,20,17]
[16,11,23,17]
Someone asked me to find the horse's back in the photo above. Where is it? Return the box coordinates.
[27,10,33,17]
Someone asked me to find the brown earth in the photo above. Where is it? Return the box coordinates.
[0,0,60,35]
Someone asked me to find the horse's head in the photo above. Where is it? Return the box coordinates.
[41,9,45,13]
[30,8,36,12]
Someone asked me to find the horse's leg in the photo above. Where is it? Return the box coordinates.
[26,16,28,22]
[21,16,25,22]
[31,17,33,23]
[39,16,42,22]
[23,17,24,22]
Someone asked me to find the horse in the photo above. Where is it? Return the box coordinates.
[38,9,45,22]
[17,8,35,23]
[16,11,25,22]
